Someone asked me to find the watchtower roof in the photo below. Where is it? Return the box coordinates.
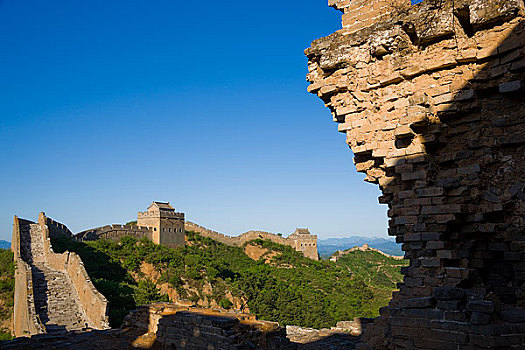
[293,228,310,235]
[147,201,175,212]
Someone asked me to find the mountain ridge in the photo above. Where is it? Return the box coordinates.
[318,236,402,258]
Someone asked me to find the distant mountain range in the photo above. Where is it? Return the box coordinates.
[318,236,402,258]
[0,240,11,250]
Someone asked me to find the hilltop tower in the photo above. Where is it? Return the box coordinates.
[288,228,318,261]
[137,201,185,247]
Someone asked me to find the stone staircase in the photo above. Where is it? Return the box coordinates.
[19,221,92,333]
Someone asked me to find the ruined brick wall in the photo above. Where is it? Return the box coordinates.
[306,0,525,348]
[185,221,319,260]
[37,213,110,330]
[121,303,291,349]
[11,216,45,337]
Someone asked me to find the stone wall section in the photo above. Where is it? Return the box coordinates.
[75,224,153,242]
[121,302,291,349]
[306,0,525,348]
[37,213,110,330]
[185,221,319,260]
[12,213,110,337]
[329,0,410,34]
[11,216,45,338]
[330,244,405,262]
[45,217,73,239]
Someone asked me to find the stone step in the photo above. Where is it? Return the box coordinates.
[19,222,93,332]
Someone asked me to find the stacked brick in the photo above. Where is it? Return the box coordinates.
[122,303,291,349]
[306,0,525,348]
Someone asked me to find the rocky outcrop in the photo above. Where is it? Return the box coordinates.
[307,0,525,348]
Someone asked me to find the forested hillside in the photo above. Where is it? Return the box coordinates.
[336,250,408,315]
[0,249,15,340]
[53,232,405,329]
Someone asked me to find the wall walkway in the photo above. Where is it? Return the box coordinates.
[12,213,109,337]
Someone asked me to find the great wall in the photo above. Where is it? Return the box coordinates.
[306,0,525,348]
[4,211,358,349]
[11,213,109,337]
[75,201,319,261]
[184,221,319,261]
[2,0,525,348]
[330,244,405,262]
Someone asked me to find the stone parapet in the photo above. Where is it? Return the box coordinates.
[122,302,290,349]
[37,213,110,330]
[137,210,185,219]
[307,0,525,348]
[11,216,45,338]
[75,224,153,242]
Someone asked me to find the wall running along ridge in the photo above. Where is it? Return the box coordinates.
[185,221,319,260]
[12,213,109,337]
[76,224,153,242]
[306,0,525,349]
[37,213,110,330]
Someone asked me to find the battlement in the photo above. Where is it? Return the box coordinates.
[137,211,185,219]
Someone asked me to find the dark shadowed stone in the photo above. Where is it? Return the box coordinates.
[466,300,494,314]
[401,297,434,308]
[471,312,492,325]
[500,307,525,323]
[433,287,465,301]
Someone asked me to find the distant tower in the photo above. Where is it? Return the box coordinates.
[137,201,185,248]
[288,228,318,261]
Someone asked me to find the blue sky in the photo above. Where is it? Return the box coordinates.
[0,0,390,241]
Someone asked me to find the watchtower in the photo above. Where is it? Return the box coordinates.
[288,228,318,261]
[137,201,185,248]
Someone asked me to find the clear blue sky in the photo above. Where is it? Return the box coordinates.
[0,0,390,241]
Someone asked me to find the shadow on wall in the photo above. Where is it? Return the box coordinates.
[0,304,362,349]
[371,18,525,349]
[306,0,525,348]
[51,236,136,328]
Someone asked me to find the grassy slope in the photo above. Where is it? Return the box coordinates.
[53,233,405,329]
[0,249,15,341]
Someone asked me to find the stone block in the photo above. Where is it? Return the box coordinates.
[436,300,461,310]
[499,80,524,93]
[471,312,492,325]
[501,307,525,323]
[401,297,434,308]
[433,287,464,301]
[466,300,494,313]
